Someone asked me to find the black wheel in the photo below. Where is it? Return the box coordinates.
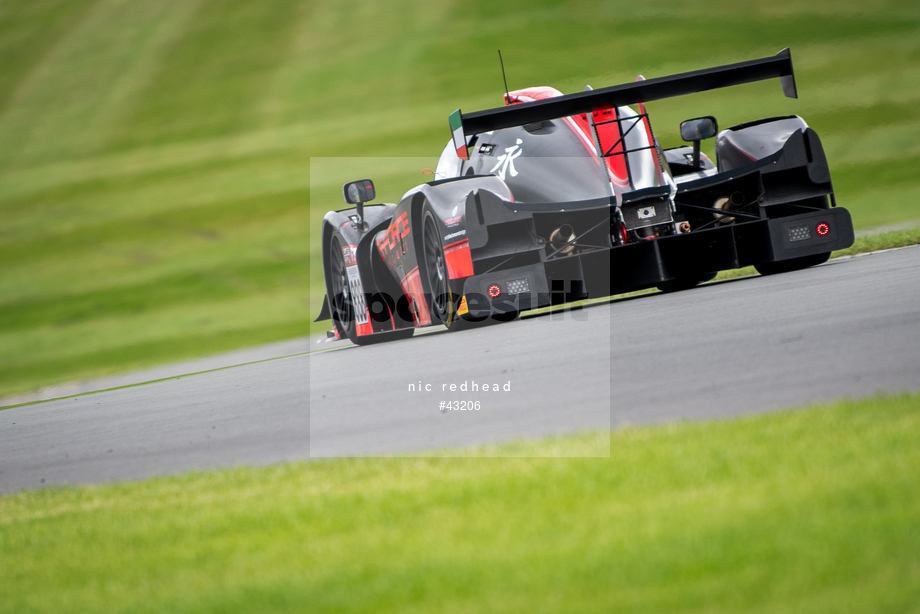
[422,212,518,331]
[423,215,453,325]
[754,252,830,276]
[328,235,356,342]
[656,272,717,293]
[328,234,413,346]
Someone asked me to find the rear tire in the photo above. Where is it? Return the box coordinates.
[754,252,830,276]
[423,214,455,326]
[421,213,507,331]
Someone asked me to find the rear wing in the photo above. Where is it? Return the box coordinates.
[449,48,797,159]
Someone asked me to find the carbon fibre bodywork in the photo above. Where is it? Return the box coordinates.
[316,49,854,345]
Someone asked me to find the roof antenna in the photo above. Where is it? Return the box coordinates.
[498,50,511,104]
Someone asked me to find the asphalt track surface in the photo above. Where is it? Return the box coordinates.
[1,247,919,493]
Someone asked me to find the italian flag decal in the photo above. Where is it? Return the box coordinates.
[449,109,469,160]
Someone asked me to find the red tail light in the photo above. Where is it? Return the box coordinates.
[488,284,501,298]
[816,222,829,236]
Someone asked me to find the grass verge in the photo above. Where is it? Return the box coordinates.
[835,225,920,256]
[2,392,919,613]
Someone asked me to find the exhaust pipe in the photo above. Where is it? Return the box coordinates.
[549,224,576,255]
[713,191,745,224]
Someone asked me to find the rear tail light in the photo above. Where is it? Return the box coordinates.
[487,284,501,298]
[816,222,829,236]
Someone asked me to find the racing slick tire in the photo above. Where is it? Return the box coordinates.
[328,234,412,346]
[422,213,466,331]
[328,235,358,343]
[754,252,831,276]
[420,212,513,331]
[656,272,718,293]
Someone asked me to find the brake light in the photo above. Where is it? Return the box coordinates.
[488,284,501,298]
[816,222,829,236]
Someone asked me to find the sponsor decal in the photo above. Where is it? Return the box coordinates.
[445,215,462,227]
[345,264,369,326]
[444,229,466,241]
[478,143,496,155]
[376,211,410,256]
[489,139,523,180]
[457,296,469,315]
[342,245,357,266]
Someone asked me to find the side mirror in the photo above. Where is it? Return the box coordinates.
[679,116,718,169]
[342,179,375,230]
[680,116,718,142]
[343,179,375,205]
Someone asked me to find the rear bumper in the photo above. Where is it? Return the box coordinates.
[460,207,854,316]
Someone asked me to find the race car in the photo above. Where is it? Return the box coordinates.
[315,48,854,345]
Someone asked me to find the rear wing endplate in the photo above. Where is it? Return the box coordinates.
[450,48,797,159]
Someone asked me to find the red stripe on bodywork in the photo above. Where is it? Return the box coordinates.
[444,241,473,279]
[443,238,468,250]
[583,108,630,187]
[356,314,374,337]
[507,87,628,185]
[399,267,431,327]
[508,89,599,165]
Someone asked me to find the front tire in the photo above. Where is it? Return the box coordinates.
[328,234,413,346]
[328,235,357,343]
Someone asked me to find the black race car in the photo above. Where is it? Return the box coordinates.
[316,49,854,345]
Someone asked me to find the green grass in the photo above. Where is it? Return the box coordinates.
[2,393,919,612]
[1,0,920,397]
[836,226,920,256]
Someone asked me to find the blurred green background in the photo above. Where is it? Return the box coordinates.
[1,0,918,397]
